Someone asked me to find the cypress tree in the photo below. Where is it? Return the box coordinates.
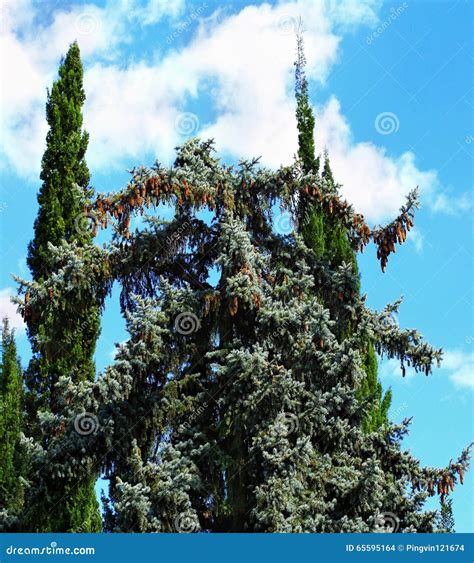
[0,319,24,518]
[295,30,324,255]
[23,42,101,532]
[294,29,390,432]
[27,42,91,278]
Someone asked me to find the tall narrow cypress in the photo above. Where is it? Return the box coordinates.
[24,42,101,532]
[0,319,24,518]
[294,30,390,431]
[295,31,324,255]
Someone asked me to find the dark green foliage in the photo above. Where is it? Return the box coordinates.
[295,31,318,176]
[26,41,98,412]
[302,208,326,256]
[294,29,324,259]
[356,342,392,433]
[21,478,102,533]
[319,152,356,271]
[294,31,390,432]
[22,42,101,532]
[27,42,91,280]
[0,319,24,515]
[321,149,334,185]
[294,33,353,273]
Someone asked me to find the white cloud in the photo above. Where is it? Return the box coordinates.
[83,0,380,172]
[0,0,184,178]
[156,1,464,223]
[1,0,469,224]
[429,191,471,215]
[195,1,345,164]
[17,256,28,276]
[324,0,380,28]
[0,288,26,334]
[84,62,184,169]
[316,98,428,221]
[442,350,474,390]
[130,0,185,24]
[0,0,377,175]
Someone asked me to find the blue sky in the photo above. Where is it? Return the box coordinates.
[0,0,472,531]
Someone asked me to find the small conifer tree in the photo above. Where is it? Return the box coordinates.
[0,319,24,519]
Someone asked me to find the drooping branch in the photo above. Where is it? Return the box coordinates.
[85,141,419,272]
[371,419,472,503]
[352,299,443,376]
